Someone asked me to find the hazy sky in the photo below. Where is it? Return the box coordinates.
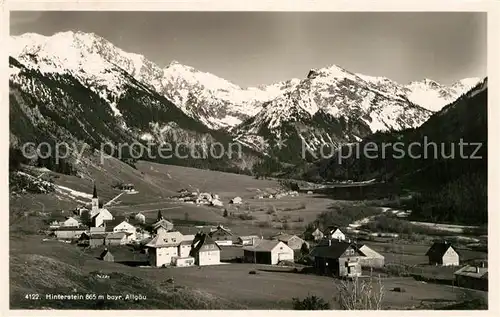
[11,11,487,87]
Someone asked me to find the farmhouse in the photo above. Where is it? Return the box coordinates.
[145,231,184,267]
[152,218,174,234]
[426,241,460,266]
[310,240,362,278]
[454,263,488,291]
[112,220,137,241]
[190,233,221,266]
[55,227,87,240]
[209,225,234,246]
[89,233,107,248]
[105,232,128,246]
[243,240,294,265]
[324,226,346,241]
[238,235,261,246]
[100,248,114,262]
[62,216,80,227]
[357,244,385,268]
[272,233,309,251]
[311,228,324,241]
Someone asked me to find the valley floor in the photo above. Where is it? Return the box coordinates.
[9,162,488,310]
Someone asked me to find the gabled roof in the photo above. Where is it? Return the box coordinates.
[209,225,233,236]
[145,231,183,248]
[191,233,221,253]
[324,226,343,235]
[153,219,174,229]
[273,233,303,243]
[92,208,113,219]
[425,242,457,258]
[100,249,112,260]
[113,220,136,230]
[309,241,358,259]
[357,245,385,259]
[243,239,290,252]
[106,232,127,240]
[239,235,260,240]
[312,228,324,235]
[454,265,488,279]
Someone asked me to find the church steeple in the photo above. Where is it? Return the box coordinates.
[91,182,99,212]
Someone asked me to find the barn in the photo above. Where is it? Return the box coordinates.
[357,244,385,268]
[310,240,362,278]
[454,263,488,291]
[243,240,294,265]
[426,241,460,266]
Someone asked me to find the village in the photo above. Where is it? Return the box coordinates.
[45,183,488,294]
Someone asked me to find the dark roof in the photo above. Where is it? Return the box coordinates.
[190,233,221,254]
[425,242,456,258]
[103,217,127,230]
[90,233,107,239]
[309,241,356,259]
[324,226,342,235]
[209,225,233,237]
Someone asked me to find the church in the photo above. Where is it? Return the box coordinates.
[90,183,114,227]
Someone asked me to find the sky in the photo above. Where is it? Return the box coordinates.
[10,11,487,87]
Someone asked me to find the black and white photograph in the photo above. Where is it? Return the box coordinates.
[6,5,492,311]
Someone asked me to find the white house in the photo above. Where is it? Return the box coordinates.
[145,231,184,267]
[191,233,221,266]
[113,220,136,235]
[62,217,80,227]
[324,227,346,241]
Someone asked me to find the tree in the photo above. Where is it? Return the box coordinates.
[292,295,330,310]
[80,210,91,227]
[184,212,189,221]
[336,276,384,310]
[157,210,163,221]
[300,242,310,256]
[223,209,228,217]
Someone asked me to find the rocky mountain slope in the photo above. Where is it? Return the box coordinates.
[306,78,487,224]
[9,31,481,168]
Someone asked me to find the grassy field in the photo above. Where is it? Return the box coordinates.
[9,235,487,310]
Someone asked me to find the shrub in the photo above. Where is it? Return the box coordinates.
[238,213,255,221]
[257,221,271,228]
[267,205,277,215]
[292,295,330,310]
